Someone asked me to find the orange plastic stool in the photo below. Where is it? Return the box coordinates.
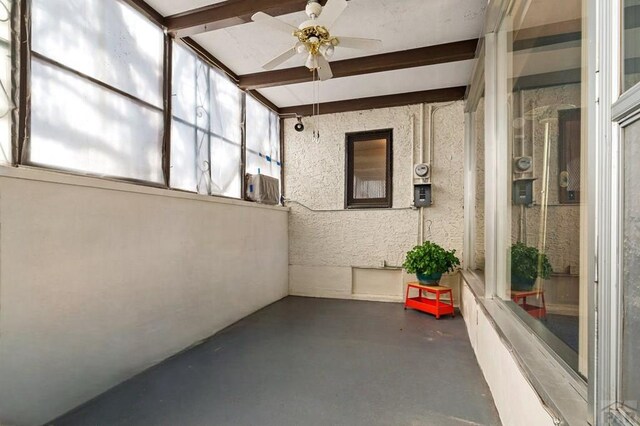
[404,282,455,319]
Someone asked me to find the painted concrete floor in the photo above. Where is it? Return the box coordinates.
[52,297,501,426]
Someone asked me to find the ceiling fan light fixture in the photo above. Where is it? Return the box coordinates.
[319,43,335,58]
[305,53,318,70]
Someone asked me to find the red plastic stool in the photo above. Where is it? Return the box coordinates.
[404,282,455,319]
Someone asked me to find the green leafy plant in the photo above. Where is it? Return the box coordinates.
[510,242,552,282]
[402,241,460,275]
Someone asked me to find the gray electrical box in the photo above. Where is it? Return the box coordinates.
[513,178,535,206]
[414,184,432,207]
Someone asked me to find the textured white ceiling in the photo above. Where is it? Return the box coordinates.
[144,0,227,17]
[144,0,488,108]
[258,60,475,107]
[191,0,487,75]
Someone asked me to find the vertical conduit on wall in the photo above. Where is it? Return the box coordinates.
[417,103,434,245]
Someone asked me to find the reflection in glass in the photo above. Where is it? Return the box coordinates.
[474,95,485,271]
[500,0,588,375]
[622,119,640,421]
[0,0,12,164]
[353,139,387,199]
[624,0,640,91]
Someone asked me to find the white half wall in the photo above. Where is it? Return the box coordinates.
[460,282,556,426]
[0,168,289,426]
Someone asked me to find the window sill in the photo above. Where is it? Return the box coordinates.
[0,165,289,213]
[461,270,590,426]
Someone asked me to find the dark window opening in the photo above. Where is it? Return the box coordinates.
[345,129,392,209]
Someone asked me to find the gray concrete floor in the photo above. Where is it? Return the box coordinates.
[52,297,501,426]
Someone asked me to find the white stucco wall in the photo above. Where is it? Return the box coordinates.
[284,102,465,301]
[0,168,289,426]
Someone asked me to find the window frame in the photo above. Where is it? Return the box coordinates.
[344,128,393,209]
[21,0,167,185]
[9,0,283,202]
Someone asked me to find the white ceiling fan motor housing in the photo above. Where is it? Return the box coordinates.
[305,0,323,19]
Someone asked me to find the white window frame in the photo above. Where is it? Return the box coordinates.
[464,0,599,422]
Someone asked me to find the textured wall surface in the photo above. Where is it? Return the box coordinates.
[284,102,465,299]
[474,95,486,270]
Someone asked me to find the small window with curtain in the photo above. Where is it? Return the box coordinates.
[345,129,392,209]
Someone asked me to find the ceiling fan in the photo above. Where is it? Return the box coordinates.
[251,0,382,81]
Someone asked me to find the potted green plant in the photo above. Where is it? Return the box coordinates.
[403,241,460,285]
[510,242,552,291]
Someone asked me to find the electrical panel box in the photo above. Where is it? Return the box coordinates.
[513,178,535,205]
[245,173,280,205]
[414,184,432,207]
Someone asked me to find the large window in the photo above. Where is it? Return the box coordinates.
[5,0,282,200]
[170,42,242,198]
[345,129,392,209]
[622,117,640,422]
[245,95,281,181]
[624,0,640,91]
[497,0,588,375]
[474,93,485,272]
[619,2,640,420]
[0,0,11,164]
[27,0,164,183]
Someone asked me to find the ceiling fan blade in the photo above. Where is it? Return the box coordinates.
[335,36,382,51]
[316,55,333,81]
[262,45,300,70]
[316,0,348,28]
[251,12,297,35]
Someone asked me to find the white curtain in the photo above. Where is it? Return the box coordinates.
[354,179,385,199]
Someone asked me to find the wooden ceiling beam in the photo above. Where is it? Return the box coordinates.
[239,39,478,90]
[279,86,466,116]
[166,0,326,37]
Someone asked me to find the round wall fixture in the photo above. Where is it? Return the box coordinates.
[514,156,533,172]
[414,163,430,178]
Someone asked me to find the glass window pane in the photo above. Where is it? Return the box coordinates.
[29,58,163,182]
[32,0,163,107]
[499,0,587,374]
[246,96,280,179]
[210,136,241,198]
[210,68,242,144]
[170,120,197,192]
[622,118,640,421]
[0,0,12,165]
[353,139,387,199]
[195,60,209,132]
[624,0,640,92]
[172,43,197,124]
